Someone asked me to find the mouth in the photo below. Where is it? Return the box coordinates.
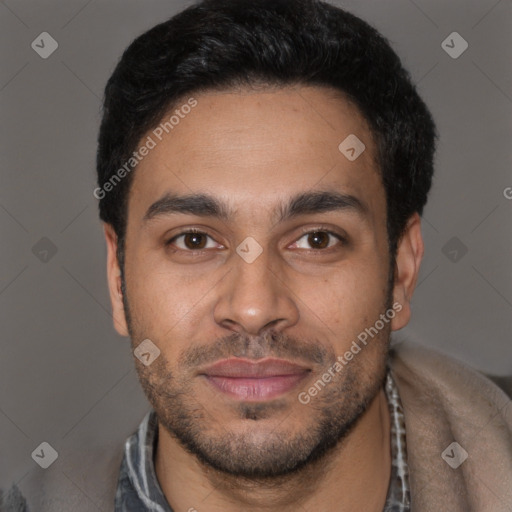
[199,358,311,401]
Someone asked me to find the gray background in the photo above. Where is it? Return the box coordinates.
[1,0,511,505]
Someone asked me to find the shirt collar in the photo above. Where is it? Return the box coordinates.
[115,371,410,511]
[383,370,411,511]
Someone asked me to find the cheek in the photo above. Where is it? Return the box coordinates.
[300,258,389,340]
[125,258,218,339]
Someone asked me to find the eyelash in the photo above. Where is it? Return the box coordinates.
[165,227,347,253]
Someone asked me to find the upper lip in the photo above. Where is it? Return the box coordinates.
[199,358,310,378]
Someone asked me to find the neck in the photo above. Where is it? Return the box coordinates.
[155,387,391,512]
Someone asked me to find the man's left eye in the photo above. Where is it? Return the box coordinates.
[291,231,344,250]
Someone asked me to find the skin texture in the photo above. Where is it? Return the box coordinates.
[104,85,424,511]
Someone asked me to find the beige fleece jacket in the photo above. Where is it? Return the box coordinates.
[389,341,512,511]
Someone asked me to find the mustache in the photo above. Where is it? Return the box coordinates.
[179,329,332,369]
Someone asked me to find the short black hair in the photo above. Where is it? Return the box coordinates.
[96,0,436,261]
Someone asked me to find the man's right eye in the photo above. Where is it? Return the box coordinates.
[166,230,222,251]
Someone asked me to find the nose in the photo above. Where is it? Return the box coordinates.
[213,245,299,336]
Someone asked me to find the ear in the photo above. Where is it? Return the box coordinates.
[104,223,130,337]
[391,213,424,331]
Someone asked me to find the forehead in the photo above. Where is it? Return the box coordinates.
[127,85,384,224]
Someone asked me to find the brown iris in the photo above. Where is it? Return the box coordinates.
[183,232,208,250]
[307,231,330,249]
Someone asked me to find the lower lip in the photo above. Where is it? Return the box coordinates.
[205,374,308,401]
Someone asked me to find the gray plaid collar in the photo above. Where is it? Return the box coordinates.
[383,371,411,511]
[115,371,410,511]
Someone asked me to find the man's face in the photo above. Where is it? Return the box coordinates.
[111,86,404,477]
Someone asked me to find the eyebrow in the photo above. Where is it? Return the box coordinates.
[142,190,368,225]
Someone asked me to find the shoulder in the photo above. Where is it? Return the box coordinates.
[1,445,123,512]
[485,374,512,398]
[0,484,28,512]
[389,340,512,403]
[1,408,150,512]
[389,341,512,510]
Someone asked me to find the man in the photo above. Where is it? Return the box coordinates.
[2,0,511,511]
